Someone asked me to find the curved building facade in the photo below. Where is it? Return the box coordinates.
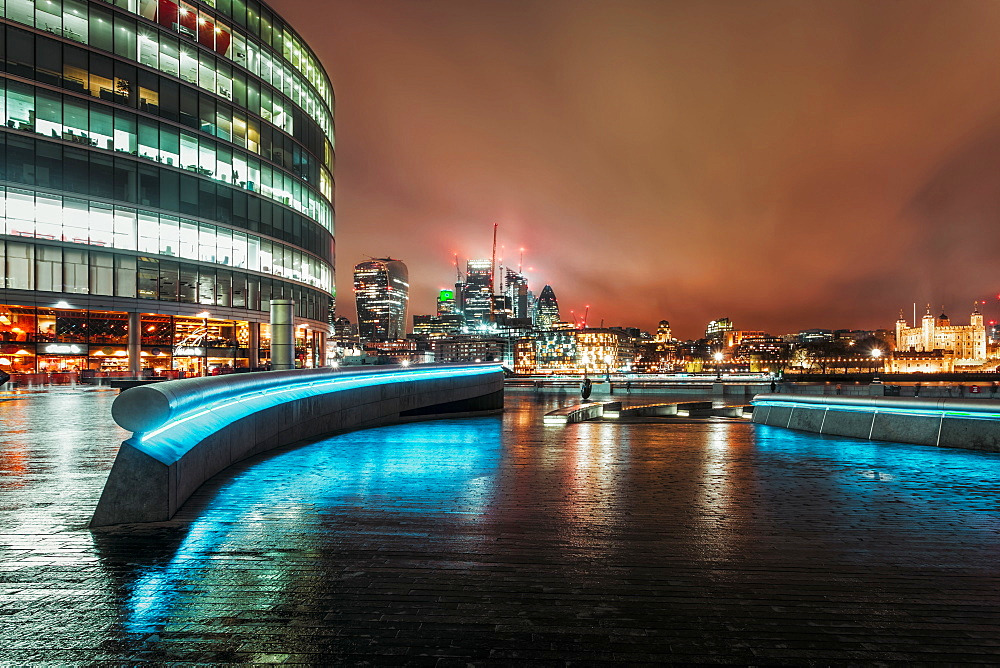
[0,0,334,376]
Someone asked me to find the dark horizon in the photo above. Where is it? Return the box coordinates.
[276,0,1000,339]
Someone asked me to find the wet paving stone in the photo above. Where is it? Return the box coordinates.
[0,386,999,664]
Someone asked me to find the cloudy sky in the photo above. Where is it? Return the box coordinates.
[279,0,1000,339]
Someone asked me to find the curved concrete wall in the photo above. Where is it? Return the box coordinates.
[92,364,504,527]
[751,393,1000,452]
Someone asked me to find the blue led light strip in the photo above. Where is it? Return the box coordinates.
[140,365,501,444]
[751,399,1000,422]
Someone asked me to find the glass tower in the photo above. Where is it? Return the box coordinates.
[354,258,408,341]
[460,259,492,329]
[0,0,335,377]
[535,284,560,330]
[504,268,528,321]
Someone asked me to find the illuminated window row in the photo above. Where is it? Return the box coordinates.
[0,240,329,324]
[0,80,333,228]
[0,20,332,176]
[0,26,330,185]
[2,132,332,262]
[0,186,332,292]
[133,0,335,124]
[2,0,334,152]
[188,0,333,110]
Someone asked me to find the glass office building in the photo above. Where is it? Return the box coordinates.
[0,0,334,376]
[354,258,408,342]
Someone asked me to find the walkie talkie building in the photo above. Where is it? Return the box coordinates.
[0,0,334,376]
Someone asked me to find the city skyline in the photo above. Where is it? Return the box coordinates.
[276,0,1000,339]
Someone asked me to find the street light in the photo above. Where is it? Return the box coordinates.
[713,351,724,379]
[871,347,882,381]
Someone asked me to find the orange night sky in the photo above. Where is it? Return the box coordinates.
[279,0,1000,339]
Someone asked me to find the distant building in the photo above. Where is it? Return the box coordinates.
[331,316,359,346]
[655,320,673,343]
[894,305,986,364]
[513,337,537,375]
[413,314,464,338]
[329,316,361,362]
[798,329,834,344]
[460,260,493,329]
[354,258,409,341]
[433,335,506,363]
[887,349,956,374]
[577,328,635,373]
[360,338,433,365]
[706,318,734,342]
[436,289,460,316]
[731,334,789,372]
[534,329,577,372]
[504,269,530,320]
[535,285,561,329]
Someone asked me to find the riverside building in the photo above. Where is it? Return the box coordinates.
[893,305,987,367]
[0,0,335,377]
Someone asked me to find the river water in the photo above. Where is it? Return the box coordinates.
[1,385,998,663]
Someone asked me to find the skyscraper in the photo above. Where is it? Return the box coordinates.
[504,268,529,321]
[436,289,459,316]
[535,285,560,329]
[354,258,409,341]
[460,259,493,329]
[0,0,335,376]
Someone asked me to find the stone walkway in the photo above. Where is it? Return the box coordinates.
[1,387,999,664]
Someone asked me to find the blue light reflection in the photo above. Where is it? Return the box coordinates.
[123,417,502,633]
[751,424,1000,545]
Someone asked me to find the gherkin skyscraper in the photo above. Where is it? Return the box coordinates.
[535,284,560,329]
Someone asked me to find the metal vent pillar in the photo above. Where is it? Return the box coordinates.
[270,299,296,370]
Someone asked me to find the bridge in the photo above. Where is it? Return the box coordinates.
[91,364,504,527]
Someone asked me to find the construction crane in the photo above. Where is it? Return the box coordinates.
[489,223,498,295]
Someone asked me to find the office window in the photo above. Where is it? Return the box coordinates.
[137,257,159,299]
[59,0,88,43]
[63,248,89,294]
[36,245,62,293]
[6,241,34,290]
[90,251,115,296]
[113,254,137,299]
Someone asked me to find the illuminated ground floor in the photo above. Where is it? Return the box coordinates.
[0,301,327,377]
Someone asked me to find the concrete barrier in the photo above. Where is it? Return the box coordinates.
[677,401,713,417]
[751,393,1000,452]
[619,403,679,418]
[92,364,504,527]
[543,402,606,424]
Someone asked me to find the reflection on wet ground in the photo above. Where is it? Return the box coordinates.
[1,386,999,663]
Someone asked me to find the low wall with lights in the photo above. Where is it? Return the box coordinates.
[751,393,1000,452]
[91,364,504,527]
